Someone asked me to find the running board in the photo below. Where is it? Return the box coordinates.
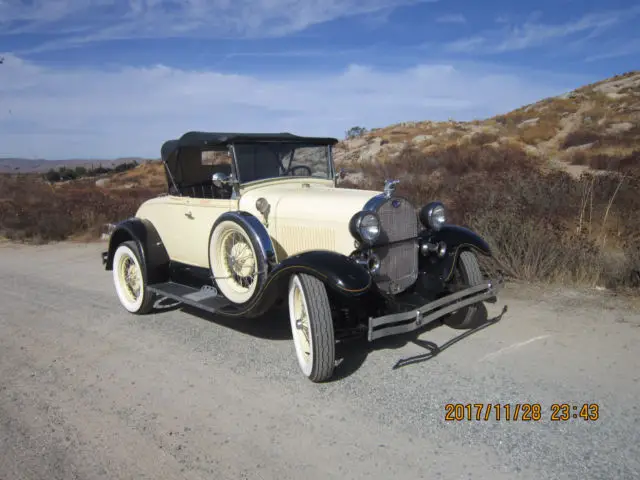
[147,282,231,314]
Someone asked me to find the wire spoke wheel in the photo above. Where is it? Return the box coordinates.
[209,218,267,305]
[112,241,155,314]
[121,256,142,301]
[222,230,257,289]
[291,282,312,358]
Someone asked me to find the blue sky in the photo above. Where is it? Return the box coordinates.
[1,0,638,159]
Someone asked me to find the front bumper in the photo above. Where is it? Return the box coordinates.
[367,276,504,341]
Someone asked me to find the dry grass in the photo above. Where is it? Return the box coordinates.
[566,149,640,171]
[0,173,164,243]
[107,161,167,189]
[518,120,558,145]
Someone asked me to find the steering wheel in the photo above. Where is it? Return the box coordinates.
[288,165,312,176]
[264,145,291,174]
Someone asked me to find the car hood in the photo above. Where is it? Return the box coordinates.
[238,181,381,259]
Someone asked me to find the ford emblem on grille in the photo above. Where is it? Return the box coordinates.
[392,199,401,208]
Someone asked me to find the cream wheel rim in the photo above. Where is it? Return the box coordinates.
[218,229,257,293]
[210,221,261,304]
[288,275,313,376]
[112,244,145,312]
[117,253,142,303]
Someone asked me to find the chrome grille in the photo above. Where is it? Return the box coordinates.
[371,196,419,294]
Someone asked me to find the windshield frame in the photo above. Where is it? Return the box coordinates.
[229,141,336,186]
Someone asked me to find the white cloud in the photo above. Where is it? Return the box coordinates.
[1,0,429,53]
[445,7,640,54]
[584,39,640,62]
[435,14,466,24]
[445,36,485,53]
[0,54,582,158]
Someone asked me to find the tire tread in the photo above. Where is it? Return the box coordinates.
[298,273,335,382]
[444,250,484,329]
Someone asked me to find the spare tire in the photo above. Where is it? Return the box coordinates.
[208,215,268,306]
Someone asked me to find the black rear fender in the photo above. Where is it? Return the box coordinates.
[105,218,170,284]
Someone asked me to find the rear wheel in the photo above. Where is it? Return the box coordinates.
[443,250,485,329]
[288,274,336,382]
[112,241,155,314]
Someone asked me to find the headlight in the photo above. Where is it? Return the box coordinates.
[419,202,446,231]
[349,211,381,245]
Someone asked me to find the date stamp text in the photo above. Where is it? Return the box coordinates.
[444,403,600,422]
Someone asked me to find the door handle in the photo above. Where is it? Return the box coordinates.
[184,210,193,219]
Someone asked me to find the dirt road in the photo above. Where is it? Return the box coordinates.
[1,242,639,480]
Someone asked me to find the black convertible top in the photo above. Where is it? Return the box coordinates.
[161,131,339,161]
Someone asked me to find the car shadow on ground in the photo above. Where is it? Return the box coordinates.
[331,304,509,381]
[176,302,294,341]
[158,297,508,380]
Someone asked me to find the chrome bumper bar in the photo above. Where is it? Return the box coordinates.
[367,277,504,341]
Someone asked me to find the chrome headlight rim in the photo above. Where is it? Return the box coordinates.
[419,201,446,231]
[349,211,381,245]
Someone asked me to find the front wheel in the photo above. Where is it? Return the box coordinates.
[443,250,486,329]
[287,273,336,382]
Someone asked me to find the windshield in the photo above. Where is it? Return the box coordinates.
[232,143,333,183]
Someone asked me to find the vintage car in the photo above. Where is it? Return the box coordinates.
[102,131,503,382]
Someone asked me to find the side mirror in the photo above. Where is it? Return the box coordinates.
[212,172,230,188]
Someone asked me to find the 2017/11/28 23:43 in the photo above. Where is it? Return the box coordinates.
[444,403,600,421]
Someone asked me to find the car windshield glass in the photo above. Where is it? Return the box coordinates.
[232,143,332,183]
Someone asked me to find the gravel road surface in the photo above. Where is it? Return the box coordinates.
[1,242,639,480]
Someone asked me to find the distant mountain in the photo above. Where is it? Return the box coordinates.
[0,157,159,174]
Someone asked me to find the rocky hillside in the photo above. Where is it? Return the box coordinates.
[57,70,638,190]
[334,70,640,178]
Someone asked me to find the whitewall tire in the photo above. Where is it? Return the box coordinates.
[210,219,266,305]
[288,273,335,382]
[112,241,155,314]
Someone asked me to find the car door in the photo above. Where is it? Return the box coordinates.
[181,197,237,268]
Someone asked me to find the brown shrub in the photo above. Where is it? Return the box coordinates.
[464,131,500,146]
[567,150,589,165]
[566,149,640,171]
[562,129,602,148]
[519,119,558,145]
[469,210,603,284]
[341,142,640,290]
[0,174,162,243]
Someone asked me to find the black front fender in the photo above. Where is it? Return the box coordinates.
[219,250,372,318]
[422,225,491,256]
[418,225,492,284]
[104,218,170,284]
[273,250,372,295]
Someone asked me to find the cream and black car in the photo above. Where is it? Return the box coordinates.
[102,131,503,382]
